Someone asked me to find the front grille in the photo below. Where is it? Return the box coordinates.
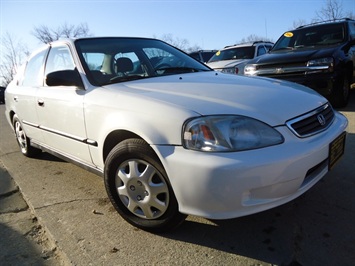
[286,104,334,137]
[257,62,306,70]
[256,62,307,77]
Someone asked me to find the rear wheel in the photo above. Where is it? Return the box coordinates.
[104,138,186,233]
[13,115,41,157]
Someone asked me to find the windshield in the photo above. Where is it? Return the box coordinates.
[272,23,345,51]
[208,46,255,63]
[75,38,211,86]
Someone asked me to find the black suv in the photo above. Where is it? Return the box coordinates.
[244,19,355,107]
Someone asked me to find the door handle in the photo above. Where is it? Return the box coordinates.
[38,99,44,106]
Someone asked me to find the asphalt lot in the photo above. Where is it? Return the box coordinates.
[0,91,354,266]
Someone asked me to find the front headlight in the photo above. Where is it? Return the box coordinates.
[244,64,257,76]
[183,116,284,152]
[306,57,334,72]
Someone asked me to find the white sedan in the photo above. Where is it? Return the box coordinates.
[5,37,348,232]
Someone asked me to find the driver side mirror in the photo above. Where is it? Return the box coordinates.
[46,68,84,89]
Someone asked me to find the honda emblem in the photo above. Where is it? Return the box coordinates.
[317,114,326,126]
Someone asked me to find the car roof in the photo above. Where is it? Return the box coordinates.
[296,18,354,30]
[49,36,158,44]
[189,50,218,53]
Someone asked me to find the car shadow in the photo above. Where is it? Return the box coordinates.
[36,152,67,163]
[166,203,301,265]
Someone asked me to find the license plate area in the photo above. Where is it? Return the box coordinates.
[329,132,346,170]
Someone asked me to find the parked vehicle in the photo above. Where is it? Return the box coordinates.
[5,37,348,232]
[0,86,5,104]
[244,19,355,108]
[207,41,273,75]
[189,50,217,63]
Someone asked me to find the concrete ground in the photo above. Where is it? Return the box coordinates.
[0,161,69,265]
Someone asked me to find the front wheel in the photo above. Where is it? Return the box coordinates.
[13,115,41,157]
[330,75,350,108]
[104,139,186,233]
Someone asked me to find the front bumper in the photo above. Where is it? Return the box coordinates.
[271,72,339,97]
[249,69,343,97]
[153,111,348,219]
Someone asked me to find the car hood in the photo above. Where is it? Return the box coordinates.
[105,72,327,126]
[251,46,338,65]
[207,59,247,69]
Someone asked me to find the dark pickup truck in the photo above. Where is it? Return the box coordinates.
[244,18,355,108]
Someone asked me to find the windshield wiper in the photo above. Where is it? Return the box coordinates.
[155,66,207,74]
[108,75,147,84]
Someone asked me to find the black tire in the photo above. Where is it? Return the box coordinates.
[330,74,350,108]
[104,138,186,233]
[13,115,41,158]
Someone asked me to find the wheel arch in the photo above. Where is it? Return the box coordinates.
[102,130,144,163]
[8,110,16,128]
[101,129,182,208]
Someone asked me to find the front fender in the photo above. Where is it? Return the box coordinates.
[84,89,198,169]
